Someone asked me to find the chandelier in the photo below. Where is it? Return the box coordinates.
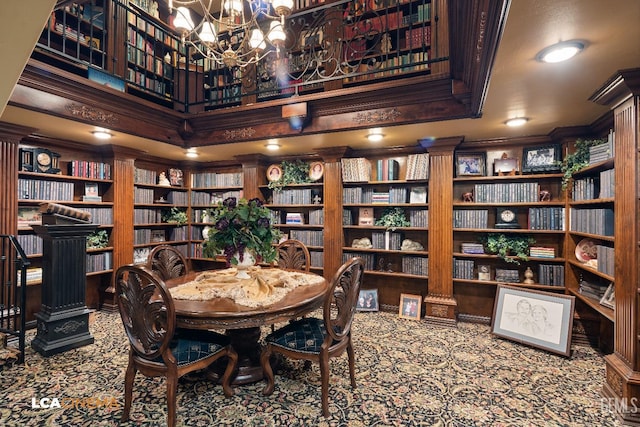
[169,0,293,68]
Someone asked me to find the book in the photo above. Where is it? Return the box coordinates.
[285,213,304,224]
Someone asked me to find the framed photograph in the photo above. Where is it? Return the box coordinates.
[150,230,165,243]
[399,293,422,320]
[84,182,99,197]
[266,164,283,182]
[491,285,575,357]
[599,282,615,309]
[356,289,379,312]
[493,157,519,176]
[455,152,486,177]
[169,168,183,186]
[522,145,562,173]
[309,161,324,181]
[478,265,491,281]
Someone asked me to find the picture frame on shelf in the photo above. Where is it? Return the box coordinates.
[150,230,165,243]
[169,168,183,186]
[455,152,486,177]
[522,144,562,173]
[599,282,615,309]
[491,285,575,357]
[309,161,324,181]
[399,293,422,320]
[493,157,519,176]
[356,289,379,312]
[266,164,283,182]
[478,265,491,281]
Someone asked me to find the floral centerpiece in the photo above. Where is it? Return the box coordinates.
[202,197,281,267]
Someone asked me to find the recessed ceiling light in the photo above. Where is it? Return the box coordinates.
[92,130,112,140]
[265,141,280,151]
[505,117,528,127]
[367,133,384,142]
[185,148,199,158]
[536,40,585,63]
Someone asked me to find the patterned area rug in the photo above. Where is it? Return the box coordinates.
[0,311,621,426]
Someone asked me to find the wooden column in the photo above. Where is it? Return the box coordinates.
[235,154,268,201]
[316,147,349,281]
[102,146,138,311]
[590,69,640,423]
[424,137,462,325]
[0,123,35,235]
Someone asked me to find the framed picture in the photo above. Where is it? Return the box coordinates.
[493,157,519,176]
[522,145,562,173]
[309,161,324,181]
[399,293,422,320]
[455,152,486,177]
[266,164,283,182]
[84,182,99,197]
[491,285,575,357]
[599,282,615,309]
[356,289,379,312]
[169,168,183,186]
[150,230,165,243]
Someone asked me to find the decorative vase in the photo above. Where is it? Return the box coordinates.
[233,251,256,279]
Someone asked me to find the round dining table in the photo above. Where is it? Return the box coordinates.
[166,270,328,384]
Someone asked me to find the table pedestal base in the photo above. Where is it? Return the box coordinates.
[227,326,264,385]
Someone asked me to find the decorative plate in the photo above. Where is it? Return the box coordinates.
[575,238,597,263]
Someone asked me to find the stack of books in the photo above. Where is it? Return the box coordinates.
[495,269,519,283]
[372,192,390,204]
[285,213,304,224]
[405,153,429,180]
[461,242,485,254]
[579,280,608,301]
[341,158,371,182]
[529,246,556,258]
[16,267,43,286]
[589,135,614,165]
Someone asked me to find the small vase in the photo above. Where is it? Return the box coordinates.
[233,251,256,279]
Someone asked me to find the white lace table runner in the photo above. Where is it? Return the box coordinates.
[169,266,325,308]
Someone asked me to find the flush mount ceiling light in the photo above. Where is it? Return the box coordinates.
[367,132,385,142]
[536,40,585,63]
[92,130,112,140]
[505,117,528,127]
[185,148,199,158]
[265,140,280,151]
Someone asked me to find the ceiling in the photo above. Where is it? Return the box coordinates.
[1,0,640,162]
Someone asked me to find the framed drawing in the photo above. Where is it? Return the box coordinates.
[356,289,379,312]
[309,161,324,181]
[599,282,615,309]
[455,152,486,177]
[399,293,422,320]
[266,164,283,182]
[493,157,519,176]
[491,285,575,357]
[522,144,562,173]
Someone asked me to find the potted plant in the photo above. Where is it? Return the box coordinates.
[203,197,281,274]
[481,233,535,265]
[375,207,410,231]
[267,159,313,190]
[161,207,188,225]
[559,137,607,189]
[86,230,109,250]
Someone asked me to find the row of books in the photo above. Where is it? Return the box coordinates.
[134,187,155,204]
[16,234,42,256]
[133,208,163,224]
[528,207,565,231]
[343,52,430,83]
[67,161,112,180]
[572,168,615,201]
[405,153,429,180]
[453,209,488,229]
[310,251,324,268]
[538,264,564,286]
[409,210,428,227]
[569,207,614,236]
[453,258,475,279]
[290,230,324,247]
[589,137,614,165]
[372,231,403,250]
[343,186,427,204]
[597,244,615,277]
[578,279,608,301]
[82,207,113,225]
[271,188,318,205]
[18,179,74,201]
[402,255,428,276]
[190,172,243,189]
[86,252,113,273]
[16,267,43,286]
[529,246,556,258]
[127,68,171,97]
[473,182,540,203]
[342,158,371,182]
[127,11,179,50]
[374,159,401,181]
[460,242,484,254]
[166,191,188,205]
[342,252,376,271]
[134,168,157,185]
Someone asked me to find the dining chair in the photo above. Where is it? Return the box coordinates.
[115,264,237,427]
[147,244,189,281]
[260,257,365,417]
[276,239,311,272]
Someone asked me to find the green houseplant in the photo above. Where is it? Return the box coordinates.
[267,159,312,190]
[86,230,109,250]
[481,233,535,265]
[559,137,607,189]
[161,207,188,225]
[375,207,410,231]
[202,197,281,265]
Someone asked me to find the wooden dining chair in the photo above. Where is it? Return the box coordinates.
[260,257,365,417]
[147,244,189,281]
[115,264,237,427]
[276,239,311,272]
